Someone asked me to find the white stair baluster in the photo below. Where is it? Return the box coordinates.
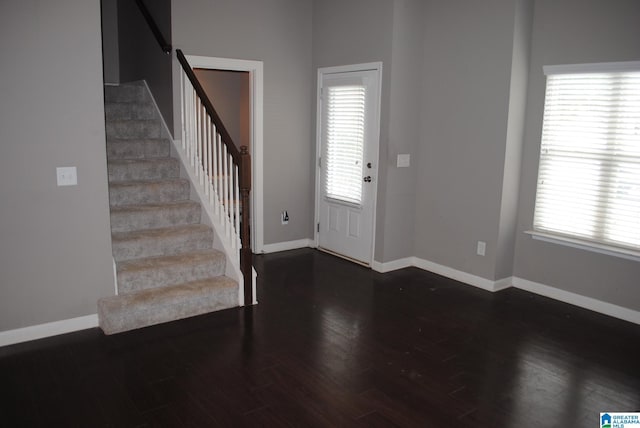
[187,82,192,158]
[200,104,206,186]
[191,89,197,169]
[218,133,224,222]
[198,104,202,175]
[212,125,219,216]
[205,118,211,201]
[223,143,229,239]
[202,116,211,196]
[180,71,186,152]
[188,87,195,168]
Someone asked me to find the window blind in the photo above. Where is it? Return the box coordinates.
[325,85,366,205]
[534,66,640,251]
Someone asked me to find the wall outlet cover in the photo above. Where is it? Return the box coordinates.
[397,154,410,168]
[56,166,77,186]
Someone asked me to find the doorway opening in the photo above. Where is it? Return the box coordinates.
[193,69,250,153]
[186,55,264,253]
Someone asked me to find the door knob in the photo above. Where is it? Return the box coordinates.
[367,162,372,168]
[364,176,372,182]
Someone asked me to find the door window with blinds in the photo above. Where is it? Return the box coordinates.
[324,84,366,205]
[533,62,640,254]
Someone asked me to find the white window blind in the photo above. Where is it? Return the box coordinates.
[534,63,640,252]
[325,85,366,205]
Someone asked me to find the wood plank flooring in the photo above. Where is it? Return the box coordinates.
[1,248,639,427]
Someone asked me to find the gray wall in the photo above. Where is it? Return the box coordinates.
[118,0,173,135]
[193,69,250,150]
[384,0,424,262]
[513,0,640,310]
[494,0,533,280]
[414,0,521,280]
[101,0,119,84]
[0,0,114,331]
[0,0,637,337]
[172,0,314,245]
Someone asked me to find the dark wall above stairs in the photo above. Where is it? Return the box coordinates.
[116,0,173,136]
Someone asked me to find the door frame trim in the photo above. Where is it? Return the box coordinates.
[314,62,383,266]
[184,55,264,253]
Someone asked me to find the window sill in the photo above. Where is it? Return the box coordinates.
[525,230,640,263]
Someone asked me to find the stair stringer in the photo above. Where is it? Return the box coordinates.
[136,80,256,306]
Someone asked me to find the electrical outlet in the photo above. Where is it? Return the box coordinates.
[476,241,486,256]
[281,210,289,225]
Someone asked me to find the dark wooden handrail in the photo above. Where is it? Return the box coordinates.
[135,0,172,54]
[176,49,253,307]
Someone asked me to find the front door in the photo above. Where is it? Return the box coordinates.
[316,64,381,265]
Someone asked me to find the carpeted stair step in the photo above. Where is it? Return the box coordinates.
[108,158,180,182]
[97,276,238,334]
[116,249,226,294]
[106,119,163,139]
[99,82,240,336]
[109,179,190,206]
[107,139,171,160]
[110,201,201,232]
[104,84,147,103]
[111,224,214,261]
[105,102,156,121]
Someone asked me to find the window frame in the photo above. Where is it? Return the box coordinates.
[528,61,640,261]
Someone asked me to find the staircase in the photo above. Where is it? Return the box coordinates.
[98,82,238,335]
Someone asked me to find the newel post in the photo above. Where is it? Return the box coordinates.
[240,146,253,306]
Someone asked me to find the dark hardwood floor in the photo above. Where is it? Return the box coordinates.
[1,248,639,427]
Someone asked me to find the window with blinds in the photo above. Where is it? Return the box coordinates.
[533,62,640,252]
[324,84,366,205]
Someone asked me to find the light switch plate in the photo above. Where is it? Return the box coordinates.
[477,241,486,256]
[56,167,77,186]
[397,154,410,168]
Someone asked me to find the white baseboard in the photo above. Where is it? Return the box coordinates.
[412,257,511,292]
[493,276,514,292]
[0,314,99,347]
[372,257,413,273]
[512,277,640,325]
[373,256,512,292]
[370,256,639,324]
[261,239,314,254]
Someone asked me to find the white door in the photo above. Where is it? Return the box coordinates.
[316,65,381,265]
